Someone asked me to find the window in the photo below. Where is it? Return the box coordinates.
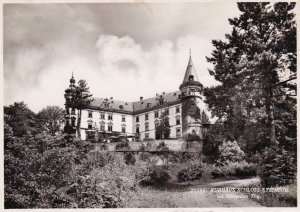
[176,128,181,138]
[155,111,159,118]
[145,133,149,139]
[145,123,149,131]
[145,113,149,121]
[154,120,159,128]
[88,123,92,129]
[108,113,113,120]
[136,116,139,122]
[136,126,140,134]
[176,106,180,113]
[189,75,194,81]
[165,108,169,115]
[122,126,126,133]
[122,115,126,122]
[108,125,113,132]
[88,111,93,118]
[100,113,105,119]
[71,108,76,115]
[100,125,105,131]
[176,117,181,125]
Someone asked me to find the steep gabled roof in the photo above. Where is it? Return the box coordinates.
[182,55,200,83]
[88,91,182,114]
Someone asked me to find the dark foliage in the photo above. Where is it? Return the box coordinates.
[155,112,171,139]
[139,166,171,187]
[4,102,38,137]
[177,162,204,182]
[258,147,296,187]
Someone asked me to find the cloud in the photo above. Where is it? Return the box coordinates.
[4,3,240,112]
[4,33,220,112]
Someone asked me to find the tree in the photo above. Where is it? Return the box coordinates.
[73,80,93,138]
[37,106,65,135]
[205,2,296,148]
[155,111,170,139]
[4,102,37,137]
[201,111,210,124]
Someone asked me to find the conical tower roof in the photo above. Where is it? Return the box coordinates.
[182,54,200,83]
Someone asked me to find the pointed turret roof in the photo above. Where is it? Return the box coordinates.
[182,54,200,83]
[70,72,75,84]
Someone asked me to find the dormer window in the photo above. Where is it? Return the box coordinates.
[159,98,164,105]
[189,75,194,81]
[165,108,169,115]
[119,105,124,110]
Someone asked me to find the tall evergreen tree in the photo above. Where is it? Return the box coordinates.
[155,111,171,139]
[206,2,296,148]
[73,80,94,138]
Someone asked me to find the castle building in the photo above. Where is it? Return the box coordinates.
[64,54,208,142]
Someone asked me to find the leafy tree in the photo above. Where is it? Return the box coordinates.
[205,2,296,147]
[155,111,170,139]
[4,102,37,137]
[37,105,65,135]
[73,80,94,138]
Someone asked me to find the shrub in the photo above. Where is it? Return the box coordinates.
[82,151,115,171]
[124,152,136,165]
[258,147,296,187]
[168,152,201,163]
[156,141,169,151]
[212,161,256,178]
[139,165,171,187]
[115,141,136,165]
[212,139,256,178]
[217,140,245,164]
[68,154,136,208]
[184,133,201,141]
[177,161,204,182]
[115,141,130,151]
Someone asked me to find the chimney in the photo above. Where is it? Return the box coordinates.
[140,97,143,101]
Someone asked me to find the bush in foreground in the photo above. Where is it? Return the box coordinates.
[60,154,136,208]
[258,147,296,187]
[177,161,204,182]
[212,138,256,178]
[212,161,256,178]
[139,165,171,187]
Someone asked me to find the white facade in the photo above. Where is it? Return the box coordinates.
[77,103,182,141]
[64,55,208,141]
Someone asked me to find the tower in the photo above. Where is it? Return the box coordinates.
[64,73,77,134]
[179,53,204,140]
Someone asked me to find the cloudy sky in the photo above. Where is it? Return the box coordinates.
[4,2,241,112]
